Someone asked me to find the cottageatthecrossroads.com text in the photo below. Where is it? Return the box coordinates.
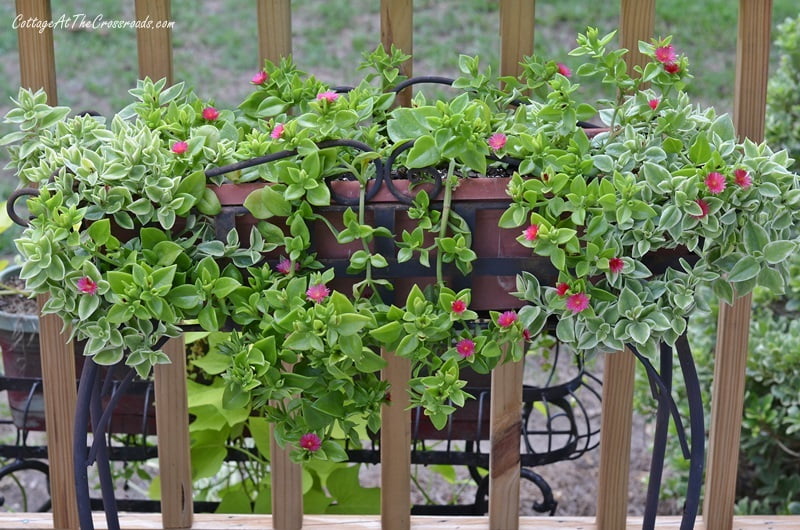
[12,13,175,33]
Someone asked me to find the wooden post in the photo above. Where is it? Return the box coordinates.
[135,0,173,84]
[381,350,412,530]
[269,429,303,530]
[134,2,192,527]
[486,5,534,529]
[703,2,771,529]
[16,2,80,528]
[380,0,413,106]
[499,0,535,79]
[594,6,654,528]
[489,352,524,530]
[256,0,292,66]
[153,338,193,528]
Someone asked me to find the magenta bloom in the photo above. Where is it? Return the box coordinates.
[522,329,532,341]
[451,299,467,315]
[664,62,680,74]
[523,224,539,242]
[565,293,590,314]
[487,132,507,151]
[691,198,710,219]
[456,339,476,358]
[497,311,518,328]
[557,62,572,77]
[299,433,322,452]
[555,282,569,297]
[734,168,752,188]
[275,258,298,275]
[77,276,98,295]
[202,107,219,121]
[609,257,624,274]
[705,172,726,194]
[306,283,330,303]
[655,45,677,64]
[271,122,285,139]
[316,91,339,102]
[251,70,268,85]
[648,98,660,110]
[171,141,188,155]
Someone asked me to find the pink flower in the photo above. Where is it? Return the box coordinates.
[271,122,285,139]
[275,258,298,275]
[488,132,507,151]
[691,198,710,219]
[497,311,518,328]
[77,276,98,295]
[655,45,677,65]
[555,282,570,297]
[648,98,660,110]
[456,339,475,358]
[522,329,532,341]
[299,433,322,452]
[609,257,624,274]
[664,62,681,74]
[734,168,752,188]
[202,107,219,121]
[451,299,467,315]
[306,283,330,303]
[557,62,572,77]
[523,224,539,241]
[251,71,268,85]
[565,292,590,314]
[705,172,726,194]
[316,91,339,102]
[171,141,188,155]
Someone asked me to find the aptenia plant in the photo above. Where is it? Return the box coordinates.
[3,28,800,460]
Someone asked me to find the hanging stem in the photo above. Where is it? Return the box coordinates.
[435,159,457,288]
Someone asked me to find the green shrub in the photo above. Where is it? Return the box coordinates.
[766,15,800,172]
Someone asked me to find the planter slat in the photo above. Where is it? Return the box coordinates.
[380,349,411,530]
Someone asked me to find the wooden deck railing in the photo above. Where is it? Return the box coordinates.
[12,1,773,529]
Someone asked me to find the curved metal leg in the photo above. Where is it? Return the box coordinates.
[642,342,673,529]
[89,369,120,530]
[74,358,99,530]
[676,334,704,530]
[520,468,558,515]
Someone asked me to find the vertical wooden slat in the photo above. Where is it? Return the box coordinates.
[16,0,57,100]
[257,0,292,66]
[489,353,524,530]
[135,0,173,84]
[499,0,535,79]
[595,6,654,528]
[595,349,636,529]
[153,338,193,528]
[381,0,413,106]
[269,429,303,530]
[16,2,78,529]
[488,6,534,528]
[135,2,191,528]
[704,3,771,528]
[381,349,411,530]
[379,4,413,527]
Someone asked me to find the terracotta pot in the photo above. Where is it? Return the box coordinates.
[0,266,156,434]
[212,177,556,311]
